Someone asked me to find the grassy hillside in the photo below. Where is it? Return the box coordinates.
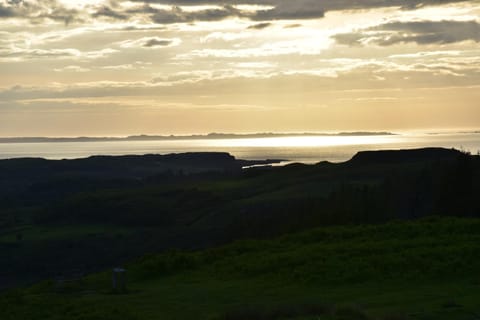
[2,217,479,319]
[1,148,479,289]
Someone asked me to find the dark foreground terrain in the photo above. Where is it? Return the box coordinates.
[1,148,479,319]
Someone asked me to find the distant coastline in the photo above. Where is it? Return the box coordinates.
[0,132,396,144]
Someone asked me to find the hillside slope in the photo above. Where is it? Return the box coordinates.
[1,148,479,289]
[1,217,479,320]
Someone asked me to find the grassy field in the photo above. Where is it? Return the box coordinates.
[2,217,479,320]
[0,224,131,243]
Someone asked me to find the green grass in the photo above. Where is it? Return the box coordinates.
[2,217,480,320]
[0,224,130,243]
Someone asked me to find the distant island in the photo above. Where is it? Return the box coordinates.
[0,132,396,143]
[427,130,480,135]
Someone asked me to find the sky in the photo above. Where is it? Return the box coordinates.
[0,0,479,136]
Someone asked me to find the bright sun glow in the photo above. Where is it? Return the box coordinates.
[58,0,107,9]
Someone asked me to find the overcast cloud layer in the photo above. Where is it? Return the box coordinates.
[1,0,479,136]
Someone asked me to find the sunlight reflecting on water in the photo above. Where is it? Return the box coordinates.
[202,135,402,148]
[0,133,478,163]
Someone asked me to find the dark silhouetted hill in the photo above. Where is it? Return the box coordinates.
[349,147,461,165]
[0,148,478,289]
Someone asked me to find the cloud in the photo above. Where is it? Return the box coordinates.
[200,32,249,43]
[118,37,181,48]
[333,33,365,46]
[247,22,271,30]
[90,0,474,25]
[176,35,332,59]
[54,65,90,72]
[233,61,277,68]
[388,50,463,59]
[0,0,82,25]
[105,2,326,23]
[374,20,480,45]
[128,0,468,10]
[92,6,128,20]
[0,47,118,62]
[299,0,469,11]
[2,63,479,106]
[333,20,480,46]
[100,63,151,70]
[0,4,15,17]
[284,23,302,28]
[250,2,325,21]
[0,0,472,25]
[148,5,240,24]
[143,38,175,47]
[125,0,470,22]
[0,48,81,61]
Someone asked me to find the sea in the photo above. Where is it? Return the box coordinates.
[0,132,479,164]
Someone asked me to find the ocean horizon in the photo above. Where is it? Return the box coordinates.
[0,132,479,163]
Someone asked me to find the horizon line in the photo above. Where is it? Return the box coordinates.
[0,128,479,141]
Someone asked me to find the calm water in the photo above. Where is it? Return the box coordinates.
[0,133,479,163]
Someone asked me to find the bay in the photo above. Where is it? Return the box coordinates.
[0,132,478,164]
